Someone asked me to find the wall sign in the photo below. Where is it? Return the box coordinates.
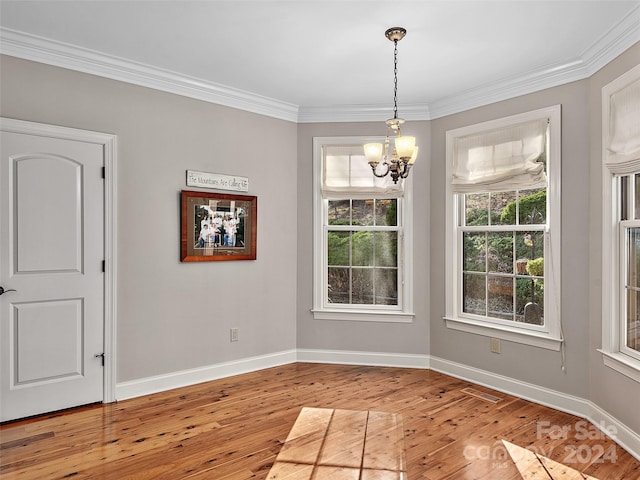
[186,170,249,192]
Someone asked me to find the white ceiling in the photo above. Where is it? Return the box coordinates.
[1,1,639,122]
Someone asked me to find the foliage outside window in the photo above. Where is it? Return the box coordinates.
[327,199,398,305]
[462,187,546,325]
[313,137,414,322]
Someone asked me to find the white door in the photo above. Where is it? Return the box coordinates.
[1,126,105,422]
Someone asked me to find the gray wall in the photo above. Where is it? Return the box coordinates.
[296,122,431,356]
[588,42,640,433]
[0,55,299,383]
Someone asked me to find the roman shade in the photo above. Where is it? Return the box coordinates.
[605,71,640,175]
[322,145,404,199]
[451,118,548,193]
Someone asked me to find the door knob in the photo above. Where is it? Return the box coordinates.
[0,286,17,296]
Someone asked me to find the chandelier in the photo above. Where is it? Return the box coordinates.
[364,27,418,184]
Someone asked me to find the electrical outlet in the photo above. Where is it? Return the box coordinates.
[490,337,501,354]
[230,328,239,342]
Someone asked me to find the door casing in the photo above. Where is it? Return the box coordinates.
[1,117,117,404]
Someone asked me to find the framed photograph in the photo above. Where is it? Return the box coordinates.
[181,190,257,262]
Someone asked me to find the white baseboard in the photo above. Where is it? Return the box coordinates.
[296,348,430,369]
[429,355,591,417]
[587,401,640,462]
[115,349,297,401]
[430,355,640,462]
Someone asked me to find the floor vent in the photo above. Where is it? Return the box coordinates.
[461,387,502,403]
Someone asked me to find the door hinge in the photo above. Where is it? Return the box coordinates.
[95,353,105,366]
[102,260,105,272]
[101,166,106,179]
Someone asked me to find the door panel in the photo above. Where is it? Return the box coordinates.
[16,154,83,273]
[1,130,104,422]
[14,299,83,384]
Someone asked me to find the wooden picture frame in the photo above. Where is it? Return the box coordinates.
[181,190,257,262]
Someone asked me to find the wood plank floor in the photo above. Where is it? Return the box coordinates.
[1,363,638,479]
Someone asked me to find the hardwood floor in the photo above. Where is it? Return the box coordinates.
[1,363,638,479]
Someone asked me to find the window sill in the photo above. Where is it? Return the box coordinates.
[444,316,563,351]
[598,350,640,384]
[312,309,414,323]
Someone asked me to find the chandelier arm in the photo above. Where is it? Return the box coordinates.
[370,162,391,178]
[400,164,412,179]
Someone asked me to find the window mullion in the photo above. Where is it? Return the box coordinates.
[461,224,545,233]
[488,192,492,227]
[513,231,517,321]
[372,230,377,305]
[348,229,353,305]
[484,231,489,317]
[614,221,632,351]
[631,174,636,220]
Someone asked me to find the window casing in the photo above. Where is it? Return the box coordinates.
[444,106,562,350]
[600,64,640,383]
[312,137,414,322]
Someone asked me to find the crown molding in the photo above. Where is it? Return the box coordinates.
[1,4,638,123]
[427,4,640,120]
[297,103,431,123]
[0,28,300,123]
[427,59,589,119]
[581,3,640,76]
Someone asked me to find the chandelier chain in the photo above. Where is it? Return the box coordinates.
[364,27,417,184]
[393,39,399,120]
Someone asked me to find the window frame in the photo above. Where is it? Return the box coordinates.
[312,136,414,323]
[444,106,563,350]
[600,64,640,384]
[459,199,547,331]
[620,217,640,363]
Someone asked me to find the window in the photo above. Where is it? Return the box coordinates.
[312,137,414,322]
[601,64,640,382]
[444,106,562,350]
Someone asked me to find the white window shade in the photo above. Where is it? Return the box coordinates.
[451,118,548,193]
[605,72,640,174]
[322,145,403,199]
